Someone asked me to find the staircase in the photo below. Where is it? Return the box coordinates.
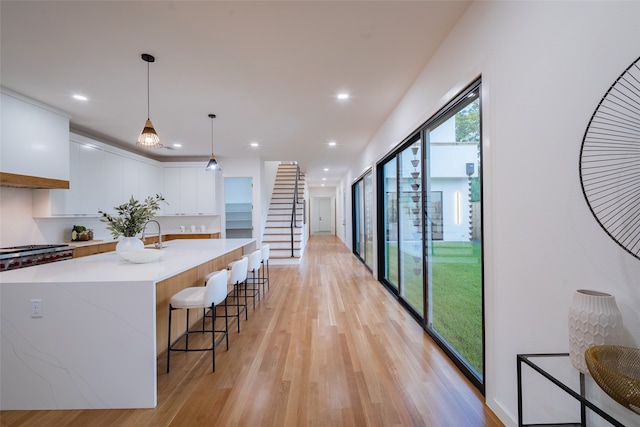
[263,163,306,263]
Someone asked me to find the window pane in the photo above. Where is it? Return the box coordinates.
[427,93,483,377]
[353,180,362,257]
[383,160,398,289]
[363,171,374,268]
[398,140,423,315]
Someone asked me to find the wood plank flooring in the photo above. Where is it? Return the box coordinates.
[1,235,503,427]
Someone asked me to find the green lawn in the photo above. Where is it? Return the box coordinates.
[385,241,483,375]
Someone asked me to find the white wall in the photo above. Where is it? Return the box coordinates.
[261,161,280,240]
[0,188,46,246]
[338,2,640,426]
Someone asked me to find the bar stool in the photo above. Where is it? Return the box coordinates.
[259,244,270,295]
[243,249,262,310]
[219,256,248,333]
[167,269,228,373]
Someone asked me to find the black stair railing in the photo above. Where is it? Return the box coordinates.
[290,164,300,257]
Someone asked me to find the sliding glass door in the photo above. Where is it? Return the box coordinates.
[377,80,484,390]
[379,139,424,315]
[426,86,483,381]
[352,170,374,270]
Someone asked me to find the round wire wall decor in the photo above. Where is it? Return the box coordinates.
[579,56,640,260]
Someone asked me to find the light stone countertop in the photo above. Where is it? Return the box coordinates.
[0,238,254,284]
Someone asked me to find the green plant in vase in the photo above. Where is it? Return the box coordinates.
[99,194,166,255]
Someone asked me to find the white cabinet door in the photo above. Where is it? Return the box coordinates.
[78,144,105,214]
[179,168,198,214]
[50,142,80,214]
[196,168,217,215]
[101,150,124,214]
[163,168,182,215]
[0,90,70,182]
[139,161,164,214]
[123,157,140,202]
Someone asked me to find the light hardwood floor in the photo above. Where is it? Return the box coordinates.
[1,235,503,427]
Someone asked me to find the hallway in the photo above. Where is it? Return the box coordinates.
[1,235,502,426]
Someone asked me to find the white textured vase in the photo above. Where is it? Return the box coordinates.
[116,236,144,256]
[568,289,623,373]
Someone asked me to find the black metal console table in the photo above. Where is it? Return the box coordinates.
[517,353,625,427]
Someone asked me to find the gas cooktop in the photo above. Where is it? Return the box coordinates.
[0,244,70,256]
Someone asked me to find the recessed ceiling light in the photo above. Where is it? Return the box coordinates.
[321,184,325,187]
[328,141,336,147]
[173,143,182,148]
[323,168,329,172]
[337,93,349,100]
[73,94,88,101]
[322,178,326,181]
[250,142,259,147]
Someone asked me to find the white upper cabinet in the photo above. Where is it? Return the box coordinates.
[163,166,219,215]
[0,88,70,185]
[45,135,163,216]
[37,134,218,217]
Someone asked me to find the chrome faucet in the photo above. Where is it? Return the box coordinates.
[141,220,163,249]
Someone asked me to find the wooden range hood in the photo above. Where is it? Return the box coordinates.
[0,172,69,189]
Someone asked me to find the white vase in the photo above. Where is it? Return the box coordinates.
[116,236,144,256]
[568,289,623,373]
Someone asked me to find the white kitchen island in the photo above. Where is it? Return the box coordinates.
[0,238,255,411]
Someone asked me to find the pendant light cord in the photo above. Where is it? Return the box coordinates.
[146,60,150,120]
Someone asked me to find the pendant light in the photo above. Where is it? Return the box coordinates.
[136,53,162,149]
[206,113,221,171]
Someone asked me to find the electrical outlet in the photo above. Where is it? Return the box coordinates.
[30,299,42,318]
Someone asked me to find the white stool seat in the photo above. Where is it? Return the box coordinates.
[167,270,229,373]
[171,287,208,309]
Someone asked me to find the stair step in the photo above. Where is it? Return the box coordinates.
[263,229,302,234]
[262,164,307,264]
[263,242,302,250]
[267,222,304,227]
[271,251,302,257]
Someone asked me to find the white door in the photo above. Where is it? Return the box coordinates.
[315,197,332,234]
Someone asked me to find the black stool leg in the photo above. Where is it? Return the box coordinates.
[224,299,229,350]
[185,309,190,350]
[167,305,173,373]
[212,304,216,372]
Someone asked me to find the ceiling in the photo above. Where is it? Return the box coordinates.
[0,1,470,187]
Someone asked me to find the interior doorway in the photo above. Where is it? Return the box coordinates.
[312,197,333,235]
[224,177,253,238]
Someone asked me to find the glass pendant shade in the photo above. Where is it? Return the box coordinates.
[137,119,162,148]
[206,155,219,171]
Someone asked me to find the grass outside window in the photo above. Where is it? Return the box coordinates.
[386,241,483,374]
